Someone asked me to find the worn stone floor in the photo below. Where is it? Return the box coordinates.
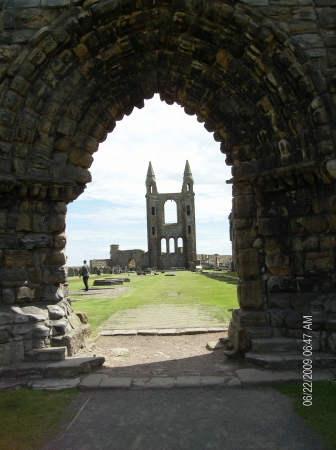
[97,302,228,333]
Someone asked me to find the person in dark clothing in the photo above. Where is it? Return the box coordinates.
[80,260,90,291]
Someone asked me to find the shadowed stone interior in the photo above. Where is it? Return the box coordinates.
[0,0,336,364]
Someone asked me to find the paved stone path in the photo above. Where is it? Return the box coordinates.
[43,388,324,450]
[98,303,228,335]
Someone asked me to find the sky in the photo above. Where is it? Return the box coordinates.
[65,94,233,267]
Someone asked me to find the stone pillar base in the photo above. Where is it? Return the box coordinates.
[0,300,91,365]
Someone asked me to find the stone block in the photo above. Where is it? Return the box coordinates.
[258,217,287,236]
[8,213,31,231]
[268,310,285,327]
[233,195,255,218]
[11,322,34,339]
[232,308,269,327]
[47,304,66,319]
[327,332,336,352]
[228,317,246,352]
[69,148,93,168]
[28,267,42,284]
[325,300,336,313]
[245,326,273,339]
[238,280,264,309]
[236,368,301,386]
[75,311,88,324]
[2,288,16,305]
[65,164,92,183]
[4,250,33,267]
[50,318,70,336]
[324,314,336,332]
[18,306,48,325]
[46,250,66,265]
[267,276,296,292]
[250,337,301,353]
[52,323,91,356]
[0,340,25,365]
[265,252,291,276]
[268,293,291,309]
[0,268,28,288]
[317,7,336,29]
[54,232,66,248]
[42,265,66,284]
[297,216,328,233]
[16,286,35,302]
[41,284,64,302]
[284,311,305,329]
[237,248,260,279]
[100,377,133,389]
[18,233,53,249]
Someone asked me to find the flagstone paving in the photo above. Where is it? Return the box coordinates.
[98,303,229,334]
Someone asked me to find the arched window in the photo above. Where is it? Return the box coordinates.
[177,237,183,253]
[187,183,191,191]
[161,238,167,254]
[186,205,190,215]
[128,258,136,269]
[164,200,177,224]
[169,237,175,253]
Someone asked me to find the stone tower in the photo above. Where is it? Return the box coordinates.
[146,161,197,270]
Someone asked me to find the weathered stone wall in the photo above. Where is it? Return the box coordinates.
[110,248,148,270]
[0,0,335,362]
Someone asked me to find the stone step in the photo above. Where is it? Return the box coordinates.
[0,356,105,379]
[245,351,336,370]
[25,347,67,362]
[250,337,302,353]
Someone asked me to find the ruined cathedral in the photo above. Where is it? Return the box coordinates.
[91,161,197,271]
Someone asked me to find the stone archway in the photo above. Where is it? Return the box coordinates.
[0,0,336,364]
[128,258,136,270]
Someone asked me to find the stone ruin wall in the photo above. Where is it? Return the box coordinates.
[0,0,335,364]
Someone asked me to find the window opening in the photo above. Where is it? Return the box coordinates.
[164,200,177,224]
[188,225,191,234]
[152,226,155,235]
[187,183,191,191]
[186,205,190,215]
[151,206,155,215]
[161,238,167,254]
[169,237,175,253]
[177,237,183,253]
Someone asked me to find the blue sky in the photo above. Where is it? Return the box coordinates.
[65,95,233,267]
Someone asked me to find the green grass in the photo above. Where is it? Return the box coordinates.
[277,381,336,449]
[0,388,78,449]
[68,271,238,335]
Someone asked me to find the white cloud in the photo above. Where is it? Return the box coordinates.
[66,95,233,266]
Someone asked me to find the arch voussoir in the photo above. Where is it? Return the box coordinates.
[0,0,335,365]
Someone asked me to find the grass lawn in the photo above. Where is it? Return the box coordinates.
[0,388,78,450]
[277,381,336,449]
[68,271,238,335]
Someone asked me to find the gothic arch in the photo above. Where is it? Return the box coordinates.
[1,0,336,363]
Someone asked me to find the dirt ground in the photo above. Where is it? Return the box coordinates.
[83,332,247,378]
[73,286,247,378]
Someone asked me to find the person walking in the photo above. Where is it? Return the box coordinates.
[80,260,90,291]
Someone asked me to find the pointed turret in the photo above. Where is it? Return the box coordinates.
[147,161,156,180]
[184,160,193,179]
[182,160,194,193]
[146,161,157,194]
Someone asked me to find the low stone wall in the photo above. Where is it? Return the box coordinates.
[0,300,90,365]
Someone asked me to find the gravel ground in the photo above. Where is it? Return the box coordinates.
[83,331,249,378]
